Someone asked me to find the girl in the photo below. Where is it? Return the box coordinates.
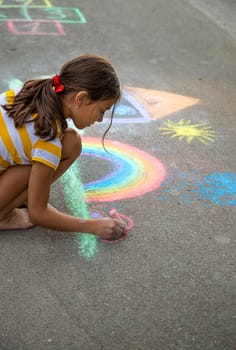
[0,54,125,240]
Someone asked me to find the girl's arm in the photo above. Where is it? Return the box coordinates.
[28,162,124,239]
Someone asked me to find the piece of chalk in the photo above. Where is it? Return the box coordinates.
[101,209,128,243]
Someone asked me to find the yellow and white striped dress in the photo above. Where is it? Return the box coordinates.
[0,90,62,173]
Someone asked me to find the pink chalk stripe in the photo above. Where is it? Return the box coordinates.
[7,19,66,36]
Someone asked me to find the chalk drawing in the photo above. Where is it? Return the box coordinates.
[60,161,98,260]
[115,105,136,116]
[197,172,236,206]
[103,89,151,124]
[81,136,166,202]
[0,2,87,35]
[125,87,199,120]
[6,78,23,90]
[159,170,236,206]
[160,119,216,144]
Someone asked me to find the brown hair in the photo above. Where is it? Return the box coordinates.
[3,54,121,140]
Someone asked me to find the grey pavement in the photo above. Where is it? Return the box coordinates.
[0,0,236,349]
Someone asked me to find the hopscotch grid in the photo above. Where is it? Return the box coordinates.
[0,1,87,34]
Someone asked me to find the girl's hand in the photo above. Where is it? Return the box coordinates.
[90,218,126,240]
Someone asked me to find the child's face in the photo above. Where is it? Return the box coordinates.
[63,92,116,129]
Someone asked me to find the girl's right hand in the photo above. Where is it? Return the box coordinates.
[89,218,126,240]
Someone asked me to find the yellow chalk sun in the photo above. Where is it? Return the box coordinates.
[160,119,216,144]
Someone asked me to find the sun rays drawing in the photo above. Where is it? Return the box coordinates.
[160,119,216,144]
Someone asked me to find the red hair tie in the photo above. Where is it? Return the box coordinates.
[52,74,64,93]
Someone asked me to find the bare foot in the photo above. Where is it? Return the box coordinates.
[0,208,35,230]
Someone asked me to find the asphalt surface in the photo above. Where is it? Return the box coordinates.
[0,0,236,349]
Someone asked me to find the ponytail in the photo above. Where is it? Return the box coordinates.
[3,78,67,140]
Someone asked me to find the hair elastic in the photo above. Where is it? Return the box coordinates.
[52,74,64,93]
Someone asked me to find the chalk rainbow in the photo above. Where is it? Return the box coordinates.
[82,136,166,202]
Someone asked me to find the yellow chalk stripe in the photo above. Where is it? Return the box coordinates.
[0,111,22,165]
[44,0,53,6]
[22,0,52,6]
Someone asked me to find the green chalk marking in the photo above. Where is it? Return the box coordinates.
[8,78,23,90]
[60,161,97,259]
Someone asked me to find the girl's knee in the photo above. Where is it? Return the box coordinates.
[62,128,82,159]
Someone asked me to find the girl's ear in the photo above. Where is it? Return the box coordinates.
[74,91,90,106]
